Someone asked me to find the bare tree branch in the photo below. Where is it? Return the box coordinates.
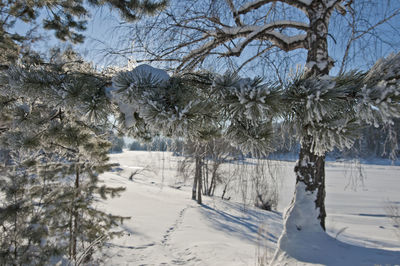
[339,4,400,74]
[102,0,398,80]
[225,0,242,26]
[177,19,308,70]
[235,45,274,73]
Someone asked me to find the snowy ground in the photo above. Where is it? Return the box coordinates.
[98,151,400,265]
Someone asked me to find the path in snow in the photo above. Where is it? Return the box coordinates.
[161,206,192,245]
[99,169,281,265]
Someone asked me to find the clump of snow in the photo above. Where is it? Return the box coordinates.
[110,64,170,128]
[112,64,169,91]
[278,182,324,237]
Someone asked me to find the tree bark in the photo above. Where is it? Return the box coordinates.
[305,1,332,77]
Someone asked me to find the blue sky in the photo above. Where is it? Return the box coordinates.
[12,2,400,78]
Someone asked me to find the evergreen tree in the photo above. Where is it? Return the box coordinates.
[0,1,166,263]
[0,49,128,264]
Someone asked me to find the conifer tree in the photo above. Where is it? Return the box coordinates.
[0,49,129,264]
[0,1,166,263]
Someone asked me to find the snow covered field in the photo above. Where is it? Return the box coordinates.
[98,151,400,265]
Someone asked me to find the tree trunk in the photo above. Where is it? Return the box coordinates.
[209,161,219,196]
[291,0,332,231]
[305,2,331,77]
[208,172,215,196]
[72,163,80,261]
[271,4,335,264]
[211,176,216,196]
[196,156,202,204]
[72,164,80,261]
[192,166,197,200]
[204,159,209,195]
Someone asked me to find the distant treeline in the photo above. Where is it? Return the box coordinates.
[269,120,400,161]
[128,137,176,152]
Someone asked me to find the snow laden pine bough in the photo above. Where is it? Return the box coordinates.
[110,53,400,263]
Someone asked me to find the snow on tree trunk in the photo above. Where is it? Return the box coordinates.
[271,182,328,265]
[295,136,326,229]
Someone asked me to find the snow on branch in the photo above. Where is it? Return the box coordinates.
[238,0,311,15]
[225,31,306,57]
[179,21,308,70]
[356,52,400,127]
[216,20,309,36]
